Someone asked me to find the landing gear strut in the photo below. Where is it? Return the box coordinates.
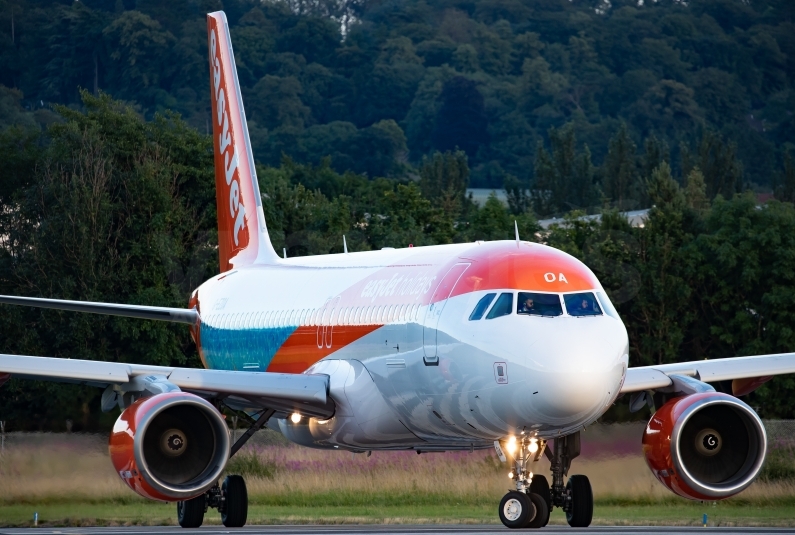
[496,431,593,529]
[498,434,549,529]
[177,408,272,528]
[547,431,593,527]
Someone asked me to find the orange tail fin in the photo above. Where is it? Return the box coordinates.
[207,11,278,271]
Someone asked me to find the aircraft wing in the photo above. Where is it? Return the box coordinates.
[620,352,795,393]
[0,295,198,324]
[0,354,334,419]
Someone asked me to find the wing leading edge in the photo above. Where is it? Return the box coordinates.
[621,352,795,393]
[0,295,198,324]
[0,354,334,419]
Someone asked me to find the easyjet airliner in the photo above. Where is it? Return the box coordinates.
[2,11,794,530]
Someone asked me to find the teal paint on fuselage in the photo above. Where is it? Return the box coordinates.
[200,323,297,371]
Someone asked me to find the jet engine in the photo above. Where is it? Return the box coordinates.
[109,392,230,501]
[643,392,767,500]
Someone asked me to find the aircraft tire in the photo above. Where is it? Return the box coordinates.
[221,475,248,527]
[529,474,552,522]
[525,492,549,529]
[498,490,535,529]
[565,474,593,527]
[177,495,205,528]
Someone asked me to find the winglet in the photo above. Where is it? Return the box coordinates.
[207,11,279,271]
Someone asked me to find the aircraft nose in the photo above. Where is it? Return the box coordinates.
[533,371,611,422]
[526,319,627,425]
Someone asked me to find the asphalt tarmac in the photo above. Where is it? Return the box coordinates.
[1,526,793,535]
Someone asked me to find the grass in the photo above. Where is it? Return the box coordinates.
[0,424,793,527]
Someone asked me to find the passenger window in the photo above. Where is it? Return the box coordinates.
[517,292,563,317]
[469,293,497,321]
[564,292,602,317]
[486,293,514,319]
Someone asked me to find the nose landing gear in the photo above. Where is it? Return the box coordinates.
[497,431,593,528]
[498,434,550,529]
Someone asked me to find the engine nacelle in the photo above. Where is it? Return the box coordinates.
[109,392,230,501]
[643,392,766,500]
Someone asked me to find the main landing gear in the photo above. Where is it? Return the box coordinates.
[177,475,248,528]
[497,431,593,529]
[177,407,274,528]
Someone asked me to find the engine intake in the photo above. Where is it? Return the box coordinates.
[110,392,230,501]
[643,392,766,500]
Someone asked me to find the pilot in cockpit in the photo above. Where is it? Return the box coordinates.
[519,297,535,314]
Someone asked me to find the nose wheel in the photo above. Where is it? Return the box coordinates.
[499,491,534,528]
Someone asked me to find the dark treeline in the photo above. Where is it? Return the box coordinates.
[1,0,794,214]
[1,94,795,431]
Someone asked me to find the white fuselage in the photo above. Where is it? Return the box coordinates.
[192,240,629,451]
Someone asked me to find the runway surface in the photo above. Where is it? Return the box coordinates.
[2,526,794,535]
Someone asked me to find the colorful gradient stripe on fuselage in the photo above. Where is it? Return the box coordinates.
[193,241,601,375]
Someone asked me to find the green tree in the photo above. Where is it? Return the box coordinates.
[532,125,596,216]
[102,11,177,111]
[684,167,709,211]
[249,75,311,131]
[0,91,215,430]
[367,182,454,248]
[627,162,696,366]
[628,80,703,140]
[691,196,795,417]
[503,174,531,215]
[681,130,743,199]
[432,76,489,158]
[774,152,795,203]
[419,150,469,219]
[602,123,639,210]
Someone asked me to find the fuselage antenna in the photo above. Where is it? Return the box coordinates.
[515,220,520,244]
[283,248,287,259]
[343,235,348,254]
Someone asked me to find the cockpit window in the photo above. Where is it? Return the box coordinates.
[517,292,563,317]
[469,293,496,321]
[564,292,602,317]
[596,291,620,320]
[486,292,514,319]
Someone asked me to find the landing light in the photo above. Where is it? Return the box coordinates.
[290,412,302,423]
[506,436,517,455]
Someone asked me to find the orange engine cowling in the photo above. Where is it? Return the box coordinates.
[643,392,767,500]
[109,392,230,501]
